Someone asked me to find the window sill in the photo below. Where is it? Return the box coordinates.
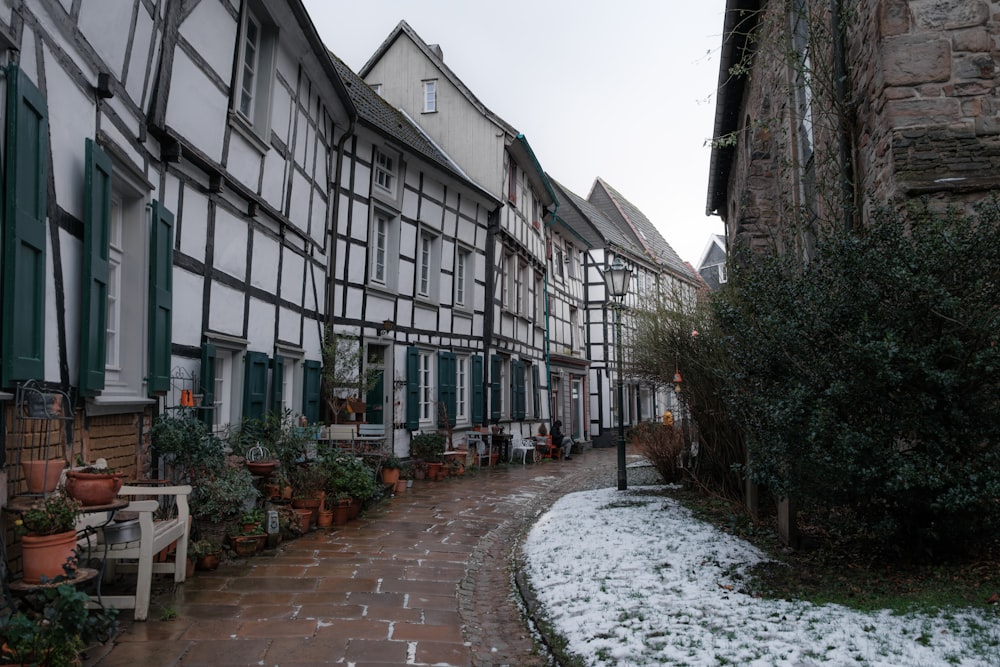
[228,111,270,154]
[86,395,157,416]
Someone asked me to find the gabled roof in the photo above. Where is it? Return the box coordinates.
[549,177,633,253]
[359,20,554,208]
[589,178,694,281]
[697,234,727,269]
[359,20,517,138]
[330,54,496,204]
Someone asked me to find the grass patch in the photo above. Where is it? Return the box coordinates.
[664,486,1000,616]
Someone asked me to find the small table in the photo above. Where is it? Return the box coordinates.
[9,567,99,593]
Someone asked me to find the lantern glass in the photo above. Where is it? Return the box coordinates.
[604,258,632,300]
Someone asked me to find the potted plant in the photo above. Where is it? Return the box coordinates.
[20,457,66,495]
[189,464,260,544]
[150,413,225,482]
[188,539,222,571]
[380,455,402,486]
[0,582,118,667]
[332,492,351,526]
[410,432,446,460]
[15,492,81,584]
[238,509,264,535]
[63,464,124,507]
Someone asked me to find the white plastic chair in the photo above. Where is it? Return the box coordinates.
[509,434,535,464]
[467,433,490,467]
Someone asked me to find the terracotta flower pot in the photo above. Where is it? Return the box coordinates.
[292,496,322,525]
[246,460,276,477]
[381,467,400,486]
[231,535,259,557]
[294,508,313,532]
[196,552,221,571]
[394,479,408,494]
[316,509,334,527]
[333,503,349,526]
[20,459,66,494]
[21,530,78,584]
[64,470,124,506]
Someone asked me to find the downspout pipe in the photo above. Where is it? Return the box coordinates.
[542,203,558,423]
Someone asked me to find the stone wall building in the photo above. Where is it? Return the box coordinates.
[708,0,1000,256]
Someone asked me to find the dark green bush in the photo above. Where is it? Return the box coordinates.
[715,200,1000,553]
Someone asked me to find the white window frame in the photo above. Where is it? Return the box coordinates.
[369,210,399,290]
[232,0,276,146]
[416,230,442,302]
[456,355,468,422]
[719,263,728,284]
[374,148,396,196]
[422,79,437,113]
[371,83,382,95]
[455,248,470,308]
[419,349,434,424]
[100,168,150,400]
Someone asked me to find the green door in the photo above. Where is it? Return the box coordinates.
[365,344,385,424]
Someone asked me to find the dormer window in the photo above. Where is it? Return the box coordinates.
[232,0,277,148]
[374,149,396,195]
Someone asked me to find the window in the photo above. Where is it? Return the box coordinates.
[555,248,565,279]
[719,263,728,284]
[514,262,525,315]
[502,252,513,308]
[499,357,508,417]
[369,211,399,289]
[534,274,544,323]
[566,243,576,279]
[232,0,276,142]
[507,163,517,204]
[531,196,540,230]
[419,350,433,423]
[371,83,382,95]
[455,248,471,307]
[374,148,396,196]
[79,139,173,401]
[413,231,443,300]
[422,79,437,112]
[456,356,468,421]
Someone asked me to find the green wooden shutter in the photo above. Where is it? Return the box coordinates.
[471,355,484,425]
[532,364,541,418]
[513,360,526,420]
[147,201,173,395]
[405,346,420,430]
[200,343,217,426]
[302,359,321,423]
[489,355,501,421]
[2,65,48,385]
[269,354,284,412]
[79,139,112,395]
[437,351,456,428]
[242,351,268,420]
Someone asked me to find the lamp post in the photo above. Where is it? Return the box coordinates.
[604,257,632,491]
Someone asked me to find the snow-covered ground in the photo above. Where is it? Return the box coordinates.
[523,478,1000,667]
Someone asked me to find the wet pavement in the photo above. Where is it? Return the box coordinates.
[82,446,625,667]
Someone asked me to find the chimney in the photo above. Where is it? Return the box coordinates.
[429,44,443,61]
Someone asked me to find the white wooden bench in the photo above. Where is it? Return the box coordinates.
[77,484,191,621]
[321,424,357,452]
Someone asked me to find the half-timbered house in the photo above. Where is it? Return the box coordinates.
[0,0,353,558]
[327,55,499,456]
[552,178,698,446]
[358,21,558,441]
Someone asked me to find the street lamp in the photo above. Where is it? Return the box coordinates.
[604,257,632,491]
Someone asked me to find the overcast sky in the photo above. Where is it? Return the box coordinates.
[301,1,727,267]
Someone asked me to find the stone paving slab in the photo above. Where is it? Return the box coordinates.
[83,446,630,667]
